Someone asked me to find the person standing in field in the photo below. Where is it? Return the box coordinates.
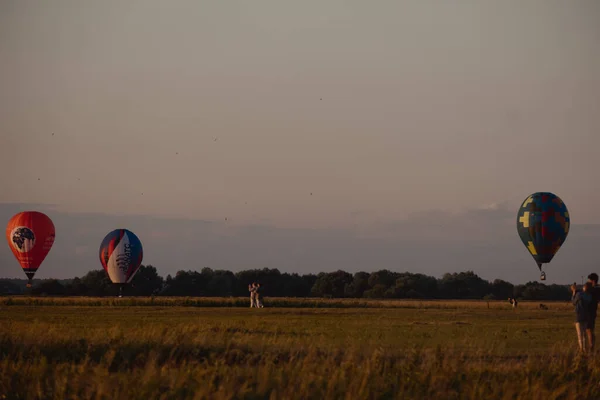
[586,273,600,351]
[572,282,592,353]
[249,283,257,308]
[255,283,264,308]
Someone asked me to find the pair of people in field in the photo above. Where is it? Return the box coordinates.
[572,273,600,353]
[248,282,264,308]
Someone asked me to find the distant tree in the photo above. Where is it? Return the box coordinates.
[80,270,115,296]
[279,273,313,297]
[159,270,204,296]
[234,268,282,296]
[205,269,236,296]
[160,274,174,295]
[301,274,318,295]
[393,273,439,299]
[0,279,22,295]
[3,264,575,300]
[368,270,399,289]
[438,271,490,299]
[129,265,164,296]
[519,281,552,300]
[251,268,283,297]
[31,279,66,296]
[513,284,525,300]
[344,272,370,298]
[363,284,389,299]
[64,277,87,295]
[546,284,570,301]
[491,279,514,300]
[311,270,353,298]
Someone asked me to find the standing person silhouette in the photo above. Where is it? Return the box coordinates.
[586,273,600,351]
[572,282,592,353]
[248,283,257,308]
[255,283,264,308]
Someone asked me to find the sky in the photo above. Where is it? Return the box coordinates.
[1,0,599,283]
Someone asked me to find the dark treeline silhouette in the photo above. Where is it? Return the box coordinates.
[0,266,572,300]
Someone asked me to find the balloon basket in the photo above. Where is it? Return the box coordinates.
[540,271,546,281]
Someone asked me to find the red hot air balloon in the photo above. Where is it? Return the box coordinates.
[6,211,55,287]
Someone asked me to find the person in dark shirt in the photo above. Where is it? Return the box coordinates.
[572,282,593,353]
[586,273,600,351]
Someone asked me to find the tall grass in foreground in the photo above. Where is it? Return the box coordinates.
[2,344,597,400]
[0,304,592,399]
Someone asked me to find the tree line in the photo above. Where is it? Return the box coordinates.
[0,266,572,300]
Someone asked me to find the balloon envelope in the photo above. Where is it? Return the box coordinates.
[6,211,56,282]
[99,229,143,284]
[517,192,569,267]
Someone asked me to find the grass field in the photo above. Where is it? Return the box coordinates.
[1,298,598,400]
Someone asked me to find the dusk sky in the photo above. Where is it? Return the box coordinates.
[1,1,599,283]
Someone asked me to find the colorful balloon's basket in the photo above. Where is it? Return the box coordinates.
[540,271,546,281]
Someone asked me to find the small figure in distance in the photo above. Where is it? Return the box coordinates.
[572,282,593,353]
[508,297,518,309]
[539,304,548,310]
[586,273,600,352]
[255,283,264,308]
[248,283,257,308]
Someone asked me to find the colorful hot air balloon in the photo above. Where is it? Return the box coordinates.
[99,229,143,296]
[6,211,56,287]
[517,192,570,281]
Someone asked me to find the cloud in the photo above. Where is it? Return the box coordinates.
[379,202,515,242]
[477,201,509,211]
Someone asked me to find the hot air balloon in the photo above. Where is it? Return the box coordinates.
[6,211,56,287]
[517,192,570,281]
[99,229,143,297]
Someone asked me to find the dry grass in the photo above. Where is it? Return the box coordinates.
[0,299,596,399]
[0,296,573,310]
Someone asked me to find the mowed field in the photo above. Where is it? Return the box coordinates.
[1,298,598,400]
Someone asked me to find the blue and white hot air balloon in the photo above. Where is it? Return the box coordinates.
[99,229,143,296]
